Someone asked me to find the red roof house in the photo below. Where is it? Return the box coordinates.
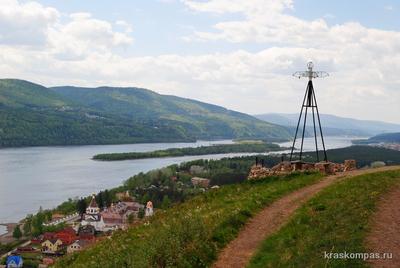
[55,228,77,245]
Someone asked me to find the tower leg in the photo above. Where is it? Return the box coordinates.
[311,83,328,161]
[289,87,308,161]
[311,104,319,162]
[299,106,308,160]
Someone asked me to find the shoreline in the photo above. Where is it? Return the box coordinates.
[0,223,18,244]
[0,137,365,230]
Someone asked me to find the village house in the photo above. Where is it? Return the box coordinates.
[116,190,133,201]
[78,225,96,241]
[67,240,91,254]
[5,255,23,268]
[41,239,63,254]
[51,213,65,221]
[55,227,77,245]
[191,177,210,188]
[81,195,144,232]
[43,232,56,241]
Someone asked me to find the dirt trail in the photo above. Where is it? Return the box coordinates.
[366,183,400,268]
[213,166,400,268]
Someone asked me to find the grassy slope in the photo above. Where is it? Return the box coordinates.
[55,172,323,268]
[249,169,400,268]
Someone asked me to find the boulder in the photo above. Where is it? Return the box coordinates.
[344,159,357,171]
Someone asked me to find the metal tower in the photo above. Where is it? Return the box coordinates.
[289,61,328,162]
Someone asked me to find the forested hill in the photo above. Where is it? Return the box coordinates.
[0,79,291,147]
[353,132,400,144]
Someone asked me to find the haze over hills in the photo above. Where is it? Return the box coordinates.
[255,113,400,137]
[0,79,291,147]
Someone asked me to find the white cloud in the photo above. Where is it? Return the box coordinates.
[384,5,393,11]
[49,13,133,60]
[115,20,134,33]
[0,0,59,46]
[0,1,133,60]
[0,0,399,123]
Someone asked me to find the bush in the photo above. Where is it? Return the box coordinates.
[371,161,386,168]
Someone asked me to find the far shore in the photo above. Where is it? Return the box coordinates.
[0,223,18,244]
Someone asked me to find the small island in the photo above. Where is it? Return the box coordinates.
[93,141,284,161]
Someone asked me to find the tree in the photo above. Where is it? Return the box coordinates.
[76,198,87,219]
[45,210,52,222]
[103,190,112,207]
[12,225,22,240]
[32,213,44,236]
[141,193,150,204]
[23,215,33,235]
[161,195,171,209]
[96,192,104,210]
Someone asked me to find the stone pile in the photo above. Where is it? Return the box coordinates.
[344,159,357,171]
[247,164,272,179]
[248,159,357,180]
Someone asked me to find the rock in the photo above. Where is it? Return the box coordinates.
[248,159,356,180]
[248,164,272,180]
[314,162,335,175]
[344,159,357,171]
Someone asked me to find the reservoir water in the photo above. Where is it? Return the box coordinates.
[0,136,359,223]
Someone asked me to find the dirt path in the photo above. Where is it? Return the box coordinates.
[366,182,400,268]
[213,166,400,268]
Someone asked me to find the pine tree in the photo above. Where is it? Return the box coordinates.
[13,225,22,240]
[96,192,104,210]
[103,190,112,207]
[23,215,33,235]
[76,198,87,218]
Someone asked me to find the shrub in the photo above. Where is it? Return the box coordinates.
[370,161,386,168]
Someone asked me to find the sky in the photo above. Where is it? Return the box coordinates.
[1,0,400,124]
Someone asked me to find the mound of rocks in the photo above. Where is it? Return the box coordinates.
[248,159,357,180]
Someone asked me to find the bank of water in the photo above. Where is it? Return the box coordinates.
[0,136,360,223]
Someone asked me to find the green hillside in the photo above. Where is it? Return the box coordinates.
[353,132,400,144]
[0,79,291,147]
[54,172,324,268]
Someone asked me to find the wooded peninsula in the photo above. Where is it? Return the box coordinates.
[93,142,284,161]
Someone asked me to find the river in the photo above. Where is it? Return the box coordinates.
[0,136,360,224]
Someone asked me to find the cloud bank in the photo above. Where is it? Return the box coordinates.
[0,0,399,123]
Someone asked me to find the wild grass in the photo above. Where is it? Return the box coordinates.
[55,172,323,268]
[248,169,400,268]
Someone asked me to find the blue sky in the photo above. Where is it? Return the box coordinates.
[1,0,400,123]
[36,0,400,55]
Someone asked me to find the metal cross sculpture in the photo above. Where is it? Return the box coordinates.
[289,61,328,162]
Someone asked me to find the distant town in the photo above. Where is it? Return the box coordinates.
[1,191,149,267]
[0,174,212,268]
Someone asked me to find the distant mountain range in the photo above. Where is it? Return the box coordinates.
[353,132,400,144]
[0,79,291,147]
[254,113,400,137]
